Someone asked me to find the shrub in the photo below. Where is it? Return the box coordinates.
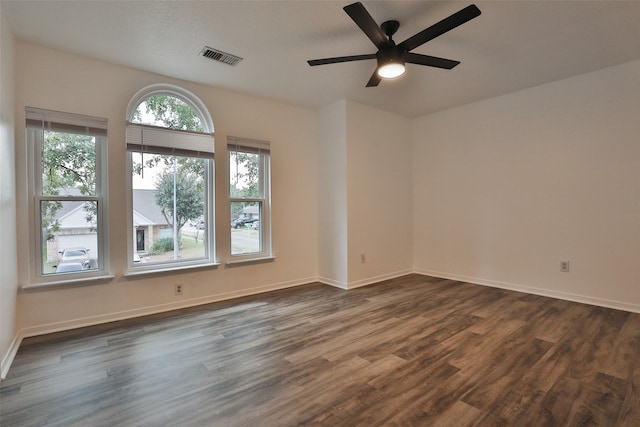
[150,237,174,255]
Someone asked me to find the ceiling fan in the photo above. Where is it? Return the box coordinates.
[307,2,481,87]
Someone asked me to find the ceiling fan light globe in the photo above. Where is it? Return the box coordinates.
[377,63,406,79]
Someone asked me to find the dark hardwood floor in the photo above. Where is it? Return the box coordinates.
[1,274,639,426]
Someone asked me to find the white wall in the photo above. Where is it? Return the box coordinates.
[317,101,348,287]
[0,5,18,378]
[412,60,640,312]
[316,100,413,289]
[346,101,412,286]
[14,41,318,334]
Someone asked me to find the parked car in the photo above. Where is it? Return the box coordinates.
[231,217,258,229]
[59,248,90,268]
[189,219,205,230]
[55,262,88,273]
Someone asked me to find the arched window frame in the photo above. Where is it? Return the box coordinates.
[125,83,214,133]
[125,84,217,273]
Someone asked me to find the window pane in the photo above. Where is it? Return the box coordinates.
[42,131,96,196]
[132,152,207,264]
[132,96,204,132]
[41,200,99,275]
[231,201,262,255]
[230,151,261,198]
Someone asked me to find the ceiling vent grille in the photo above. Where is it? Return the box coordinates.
[200,46,242,66]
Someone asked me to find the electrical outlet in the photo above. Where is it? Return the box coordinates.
[560,261,570,273]
[360,253,366,263]
[175,283,184,295]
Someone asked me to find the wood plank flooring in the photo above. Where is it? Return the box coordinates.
[1,274,639,426]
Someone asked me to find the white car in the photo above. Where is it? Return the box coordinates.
[59,248,90,268]
[55,262,87,273]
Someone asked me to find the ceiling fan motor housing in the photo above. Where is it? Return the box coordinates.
[377,45,406,68]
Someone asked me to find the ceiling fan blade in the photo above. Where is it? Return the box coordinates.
[398,4,481,52]
[366,70,381,87]
[406,53,460,69]
[308,54,377,66]
[344,2,388,49]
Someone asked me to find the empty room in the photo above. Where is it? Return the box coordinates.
[1,1,639,425]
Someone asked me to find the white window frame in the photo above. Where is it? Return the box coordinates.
[25,107,110,286]
[125,84,217,273]
[228,136,272,262]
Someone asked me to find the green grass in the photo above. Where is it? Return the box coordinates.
[43,262,57,275]
[180,233,205,258]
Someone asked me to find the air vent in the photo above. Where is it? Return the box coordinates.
[200,46,242,66]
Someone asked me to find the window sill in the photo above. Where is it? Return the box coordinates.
[20,274,116,291]
[124,262,220,278]
[225,256,276,266]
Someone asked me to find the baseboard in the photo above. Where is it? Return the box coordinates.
[415,268,640,314]
[1,332,23,380]
[317,276,348,290]
[19,276,318,339]
[318,269,413,290]
[346,269,414,289]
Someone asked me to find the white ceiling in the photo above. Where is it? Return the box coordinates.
[3,0,640,118]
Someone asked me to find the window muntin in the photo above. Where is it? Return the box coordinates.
[27,107,108,281]
[126,86,215,270]
[228,137,271,258]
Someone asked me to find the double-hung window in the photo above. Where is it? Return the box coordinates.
[228,136,271,259]
[26,107,109,282]
[126,85,215,271]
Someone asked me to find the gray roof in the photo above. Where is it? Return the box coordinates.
[133,189,169,225]
[53,188,168,226]
[50,188,83,219]
[241,205,259,215]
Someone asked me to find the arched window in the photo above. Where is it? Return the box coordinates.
[126,84,213,132]
[126,84,216,270]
